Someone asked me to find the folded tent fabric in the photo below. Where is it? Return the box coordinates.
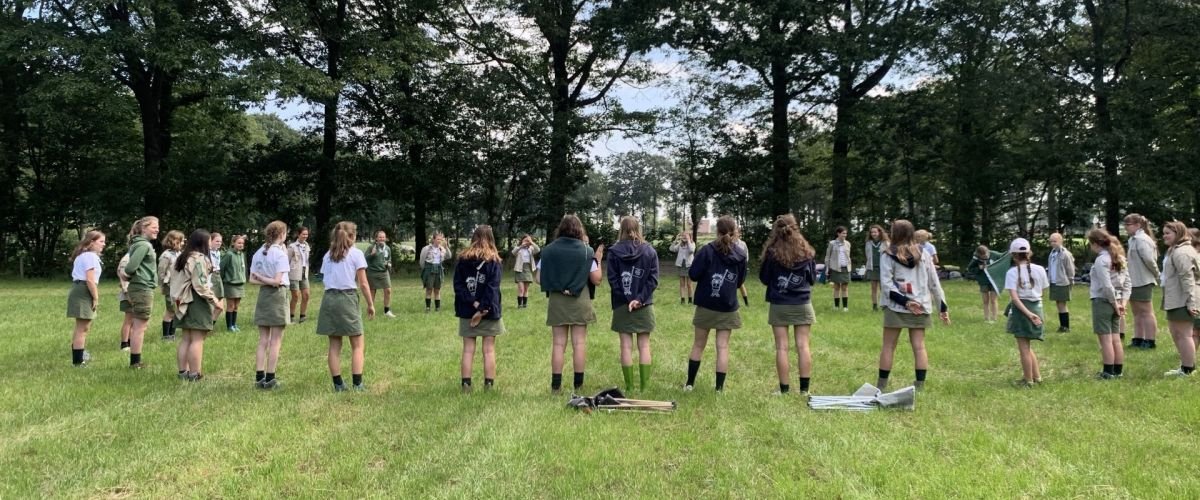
[807,383,916,411]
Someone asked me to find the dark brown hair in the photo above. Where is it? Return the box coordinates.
[554,214,587,240]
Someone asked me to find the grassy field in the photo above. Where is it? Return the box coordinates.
[1,276,1197,498]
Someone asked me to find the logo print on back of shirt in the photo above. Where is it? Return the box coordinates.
[621,271,633,296]
[466,277,477,294]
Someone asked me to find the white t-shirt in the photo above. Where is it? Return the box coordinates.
[429,246,443,265]
[72,252,102,283]
[209,251,221,272]
[922,242,937,257]
[251,244,291,286]
[321,248,367,290]
[1004,264,1049,302]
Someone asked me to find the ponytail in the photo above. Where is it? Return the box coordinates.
[713,216,737,255]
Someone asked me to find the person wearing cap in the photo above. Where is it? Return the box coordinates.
[1047,233,1076,332]
[1004,238,1049,387]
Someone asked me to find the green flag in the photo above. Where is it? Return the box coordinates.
[984,252,1012,293]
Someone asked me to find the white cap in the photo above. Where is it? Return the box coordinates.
[1009,238,1031,254]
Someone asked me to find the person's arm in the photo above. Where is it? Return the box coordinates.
[1174,251,1200,314]
[85,267,99,311]
[443,244,452,260]
[605,253,622,293]
[1094,259,1117,307]
[925,257,949,322]
[125,243,148,277]
[418,246,429,267]
[531,243,540,256]
[588,245,604,286]
[357,267,375,319]
[688,247,706,282]
[1064,251,1076,281]
[670,241,680,252]
[643,250,659,304]
[452,263,472,299]
[881,254,909,306]
[1008,286,1038,325]
[478,262,501,314]
[758,257,771,287]
[157,254,171,285]
[1136,238,1158,274]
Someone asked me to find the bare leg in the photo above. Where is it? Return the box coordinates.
[482,336,497,380]
[570,325,588,373]
[772,326,790,386]
[461,337,476,379]
[715,329,732,373]
[328,336,343,376]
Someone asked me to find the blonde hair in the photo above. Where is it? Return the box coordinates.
[1087,228,1127,272]
[713,216,738,255]
[888,220,922,262]
[1123,213,1155,241]
[161,230,185,251]
[1190,228,1200,250]
[914,229,932,244]
[70,230,105,261]
[261,220,288,256]
[618,216,644,243]
[761,214,815,267]
[1162,220,1190,246]
[459,225,501,262]
[328,221,357,262]
[128,216,158,243]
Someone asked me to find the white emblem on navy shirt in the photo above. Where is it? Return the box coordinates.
[621,271,633,295]
[466,277,478,294]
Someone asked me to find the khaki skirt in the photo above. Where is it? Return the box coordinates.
[66,282,96,320]
[612,304,655,334]
[546,293,596,326]
[828,269,850,284]
[317,289,362,336]
[1130,284,1154,302]
[177,298,214,332]
[693,306,742,330]
[678,265,690,277]
[460,317,505,337]
[1091,299,1120,335]
[514,263,534,283]
[768,303,815,326]
[223,283,245,299]
[866,269,881,282]
[1006,300,1044,341]
[883,308,931,329]
[211,273,225,298]
[1048,285,1071,302]
[367,270,391,291]
[255,285,290,327]
[421,263,444,289]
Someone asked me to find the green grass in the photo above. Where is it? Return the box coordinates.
[1,277,1197,498]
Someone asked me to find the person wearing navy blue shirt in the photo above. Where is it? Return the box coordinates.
[683,216,747,392]
[606,216,660,392]
[759,215,818,395]
[453,225,506,392]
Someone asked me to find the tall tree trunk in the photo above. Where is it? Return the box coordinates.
[544,16,573,239]
[830,89,852,227]
[411,142,428,250]
[769,55,792,217]
[313,0,347,264]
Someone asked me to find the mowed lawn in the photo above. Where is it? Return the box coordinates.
[1,276,1197,498]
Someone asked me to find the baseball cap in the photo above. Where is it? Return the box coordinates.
[1009,238,1031,253]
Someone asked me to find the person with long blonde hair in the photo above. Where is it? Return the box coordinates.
[123,216,160,368]
[683,216,748,392]
[318,221,375,391]
[1003,238,1048,387]
[1124,213,1160,349]
[759,214,817,395]
[454,225,506,392]
[606,216,660,392]
[876,220,950,391]
[250,220,290,389]
[67,230,107,366]
[1087,228,1129,379]
[1158,221,1199,377]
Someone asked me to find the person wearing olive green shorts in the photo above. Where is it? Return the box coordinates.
[124,216,160,369]
[287,227,312,323]
[606,216,659,393]
[1158,221,1199,377]
[419,232,452,313]
[366,230,395,318]
[221,235,248,331]
[158,230,185,341]
[454,225,505,392]
[1047,233,1076,332]
[172,230,224,382]
[876,220,950,392]
[512,234,540,309]
[67,231,107,366]
[1124,213,1160,349]
[1087,229,1129,380]
[684,216,747,393]
[208,232,225,329]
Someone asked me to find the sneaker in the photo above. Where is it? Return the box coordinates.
[230,325,240,332]
[73,361,88,368]
[461,384,473,394]
[121,345,131,352]
[1095,372,1116,380]
[290,316,296,324]
[913,380,925,391]
[178,372,188,380]
[130,362,146,370]
[352,383,366,392]
[82,350,92,362]
[1013,379,1034,388]
[1164,368,1192,377]
[682,384,694,392]
[385,311,396,318]
[186,373,204,382]
[550,387,562,395]
[162,335,175,342]
[298,315,307,323]
[424,308,431,314]
[333,384,348,392]
[254,379,266,389]
[259,379,280,390]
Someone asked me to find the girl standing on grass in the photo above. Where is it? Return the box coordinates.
[454,225,505,392]
[914,229,939,267]
[1003,238,1048,388]
[759,215,817,395]
[123,216,160,369]
[824,226,851,312]
[1124,214,1160,349]
[366,230,395,318]
[317,222,375,392]
[1158,221,1199,377]
[1047,233,1076,332]
[220,235,247,331]
[208,232,224,329]
[670,232,696,304]
[683,216,748,392]
[606,216,659,393]
[1087,229,1128,380]
[865,225,888,311]
[158,230,185,341]
[67,231,106,366]
[250,221,290,389]
[968,245,1003,323]
[1190,228,1200,350]
[117,251,133,352]
[419,232,452,313]
[288,227,312,324]
[171,230,223,382]
[538,215,603,394]
[512,234,540,309]
[876,220,950,392]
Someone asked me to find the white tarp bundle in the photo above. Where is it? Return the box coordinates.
[807,383,916,411]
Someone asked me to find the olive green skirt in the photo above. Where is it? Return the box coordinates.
[677,265,690,277]
[1049,285,1072,302]
[367,270,391,291]
[1091,299,1120,335]
[514,263,534,283]
[177,298,214,332]
[693,306,742,330]
[611,304,655,334]
[127,287,154,320]
[317,289,362,336]
[66,282,96,320]
[460,317,505,337]
[421,263,444,289]
[1166,307,1194,322]
[1006,300,1044,341]
[546,293,596,326]
[211,273,225,298]
[883,308,931,329]
[768,303,815,326]
[255,285,290,327]
[223,283,245,299]
[1130,284,1155,302]
[866,269,881,282]
[828,270,850,284]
